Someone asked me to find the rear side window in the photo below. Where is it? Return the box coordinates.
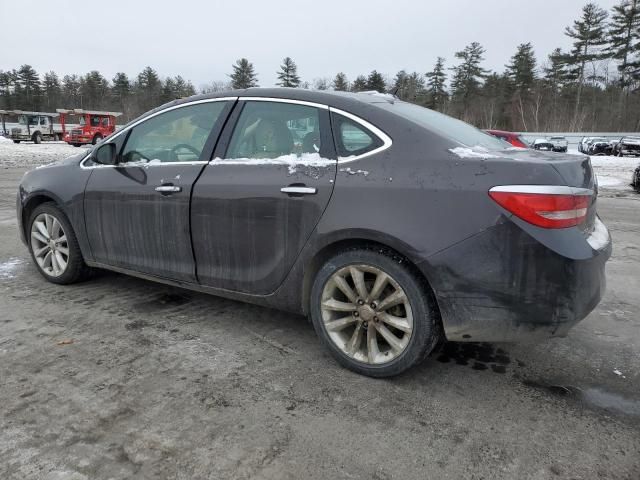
[331,114,383,157]
[225,101,323,160]
[376,101,506,150]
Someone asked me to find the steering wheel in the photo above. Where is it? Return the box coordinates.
[170,143,200,161]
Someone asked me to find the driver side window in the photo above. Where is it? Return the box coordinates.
[121,102,227,164]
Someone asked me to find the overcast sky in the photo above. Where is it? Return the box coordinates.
[0,0,621,89]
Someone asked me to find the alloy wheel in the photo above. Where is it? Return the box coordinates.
[320,264,414,364]
[30,213,69,277]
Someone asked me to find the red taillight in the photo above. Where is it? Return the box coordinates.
[489,186,592,228]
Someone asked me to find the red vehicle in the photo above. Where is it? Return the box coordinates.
[485,129,530,148]
[57,109,122,146]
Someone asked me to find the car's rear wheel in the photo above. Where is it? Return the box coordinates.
[28,203,92,284]
[310,248,440,377]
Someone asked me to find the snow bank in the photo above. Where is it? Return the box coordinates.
[567,149,638,191]
[0,141,90,168]
[0,136,11,143]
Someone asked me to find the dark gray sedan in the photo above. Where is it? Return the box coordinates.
[17,88,611,377]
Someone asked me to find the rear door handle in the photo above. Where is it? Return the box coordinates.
[280,186,317,195]
[155,185,181,193]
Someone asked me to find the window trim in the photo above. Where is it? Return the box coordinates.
[329,107,392,162]
[80,97,238,169]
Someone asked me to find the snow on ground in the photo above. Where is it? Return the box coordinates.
[566,148,638,190]
[0,141,90,168]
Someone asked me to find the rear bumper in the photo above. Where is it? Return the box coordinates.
[422,219,611,342]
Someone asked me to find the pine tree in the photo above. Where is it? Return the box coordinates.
[15,64,41,110]
[229,58,258,89]
[565,2,609,126]
[136,66,162,111]
[544,48,571,90]
[365,70,386,92]
[506,43,537,92]
[450,43,488,118]
[0,70,14,109]
[42,72,61,110]
[351,75,368,92]
[81,71,109,109]
[333,72,349,91]
[393,70,425,102]
[62,75,81,108]
[505,43,538,130]
[607,0,640,86]
[426,57,448,110]
[112,73,131,114]
[276,57,301,87]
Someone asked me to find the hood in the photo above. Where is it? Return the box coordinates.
[34,151,87,170]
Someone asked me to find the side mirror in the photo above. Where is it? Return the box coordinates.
[94,143,117,165]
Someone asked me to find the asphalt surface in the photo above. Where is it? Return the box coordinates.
[0,147,639,479]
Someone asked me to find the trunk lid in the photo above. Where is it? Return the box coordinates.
[499,149,597,234]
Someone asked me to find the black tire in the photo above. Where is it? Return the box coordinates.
[33,133,42,144]
[13,140,20,144]
[72,143,81,147]
[27,202,93,285]
[92,134,103,145]
[309,248,441,377]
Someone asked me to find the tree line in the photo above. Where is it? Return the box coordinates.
[1,1,639,131]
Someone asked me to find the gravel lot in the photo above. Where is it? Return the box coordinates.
[1,142,639,480]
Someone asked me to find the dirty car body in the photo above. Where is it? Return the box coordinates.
[17,88,611,361]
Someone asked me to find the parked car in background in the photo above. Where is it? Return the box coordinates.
[17,89,611,377]
[632,164,640,192]
[484,129,529,148]
[58,109,121,146]
[578,137,593,153]
[612,136,640,157]
[532,138,554,151]
[549,136,568,152]
[587,138,613,156]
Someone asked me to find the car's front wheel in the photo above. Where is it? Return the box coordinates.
[310,248,440,377]
[28,203,92,284]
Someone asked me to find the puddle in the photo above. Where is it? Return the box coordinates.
[0,258,23,279]
[523,379,640,418]
[436,342,522,374]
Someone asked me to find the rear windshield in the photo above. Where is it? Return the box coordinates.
[377,101,507,150]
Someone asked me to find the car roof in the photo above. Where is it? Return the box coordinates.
[178,87,397,111]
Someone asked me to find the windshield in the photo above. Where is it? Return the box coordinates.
[18,115,39,126]
[378,101,507,150]
[79,116,86,126]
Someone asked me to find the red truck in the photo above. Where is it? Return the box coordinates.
[57,109,122,146]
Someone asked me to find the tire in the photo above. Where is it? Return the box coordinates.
[92,134,103,145]
[72,143,81,147]
[13,140,20,144]
[27,202,92,285]
[309,248,441,377]
[33,133,42,144]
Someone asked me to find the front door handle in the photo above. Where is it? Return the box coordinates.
[280,186,317,196]
[155,185,181,193]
